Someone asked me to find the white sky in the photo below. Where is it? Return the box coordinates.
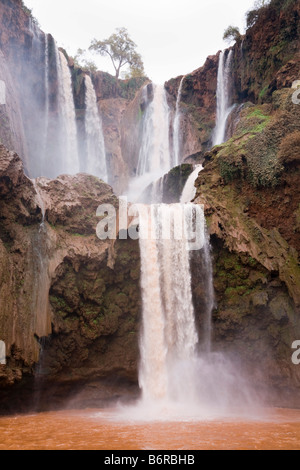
[24,0,255,83]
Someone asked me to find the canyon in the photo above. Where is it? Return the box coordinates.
[0,0,299,414]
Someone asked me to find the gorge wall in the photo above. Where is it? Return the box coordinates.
[0,145,141,412]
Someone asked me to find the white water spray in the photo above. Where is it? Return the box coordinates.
[42,34,49,172]
[84,75,107,181]
[138,203,204,404]
[56,49,80,175]
[137,84,171,178]
[127,84,172,203]
[173,76,185,167]
[180,164,203,204]
[123,168,261,420]
[213,50,234,146]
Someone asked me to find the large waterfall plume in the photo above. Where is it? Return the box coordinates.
[56,50,80,175]
[138,203,205,406]
[121,81,262,420]
[172,76,185,167]
[213,50,234,146]
[4,24,109,182]
[83,75,107,181]
[127,84,172,203]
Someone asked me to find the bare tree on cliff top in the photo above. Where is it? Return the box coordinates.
[89,27,145,79]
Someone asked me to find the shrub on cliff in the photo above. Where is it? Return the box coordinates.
[246,0,297,28]
[20,1,39,25]
[223,26,242,44]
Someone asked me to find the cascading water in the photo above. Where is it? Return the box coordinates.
[137,84,171,176]
[121,76,261,419]
[138,203,205,405]
[180,164,203,204]
[55,49,80,176]
[173,76,185,167]
[123,201,260,420]
[83,75,107,181]
[213,50,234,146]
[128,84,172,203]
[42,33,49,173]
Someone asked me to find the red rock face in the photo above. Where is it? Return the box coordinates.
[165,54,219,162]
[233,1,300,102]
[165,2,300,162]
[0,144,142,411]
[0,0,30,56]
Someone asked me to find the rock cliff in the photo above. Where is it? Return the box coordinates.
[193,85,300,403]
[0,145,141,412]
[165,0,300,163]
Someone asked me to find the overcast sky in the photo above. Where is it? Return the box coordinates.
[24,0,255,83]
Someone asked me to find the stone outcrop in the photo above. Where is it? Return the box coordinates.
[192,86,300,403]
[0,145,141,412]
[165,0,300,164]
[165,54,219,162]
[233,0,300,103]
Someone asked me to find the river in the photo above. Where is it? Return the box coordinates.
[1,407,300,450]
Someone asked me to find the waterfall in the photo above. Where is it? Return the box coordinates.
[56,49,80,175]
[173,76,185,167]
[180,164,203,204]
[137,84,171,178]
[138,203,206,404]
[83,75,107,181]
[131,197,258,418]
[180,163,214,351]
[213,50,233,146]
[42,34,49,173]
[201,235,215,351]
[127,84,172,203]
[123,81,260,420]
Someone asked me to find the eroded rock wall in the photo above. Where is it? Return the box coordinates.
[0,145,141,411]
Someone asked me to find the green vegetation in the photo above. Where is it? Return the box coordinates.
[21,1,39,25]
[223,26,242,44]
[89,27,145,79]
[214,101,292,187]
[73,49,97,74]
[214,250,268,304]
[215,88,300,189]
[246,0,297,29]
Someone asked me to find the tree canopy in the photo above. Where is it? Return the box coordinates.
[73,48,98,73]
[89,27,145,79]
[223,25,242,43]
